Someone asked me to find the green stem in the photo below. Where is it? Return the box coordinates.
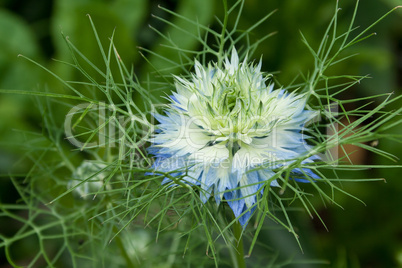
[232,213,246,268]
[218,0,228,68]
[114,230,137,268]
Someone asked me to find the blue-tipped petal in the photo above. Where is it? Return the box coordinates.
[291,168,320,183]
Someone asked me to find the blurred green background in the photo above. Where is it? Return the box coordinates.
[0,0,401,267]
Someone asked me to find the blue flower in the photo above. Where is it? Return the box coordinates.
[148,49,319,226]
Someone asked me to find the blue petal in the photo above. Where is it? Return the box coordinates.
[224,190,243,218]
[169,94,187,111]
[241,171,261,207]
[239,207,254,227]
[200,185,213,203]
[270,179,280,187]
[169,94,179,104]
[152,113,170,125]
[290,168,320,183]
[209,68,217,79]
[224,190,254,227]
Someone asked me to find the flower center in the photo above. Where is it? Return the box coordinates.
[225,89,238,112]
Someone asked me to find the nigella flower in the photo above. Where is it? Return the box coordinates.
[149,49,319,226]
[68,161,110,200]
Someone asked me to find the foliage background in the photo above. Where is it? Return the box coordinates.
[0,0,401,267]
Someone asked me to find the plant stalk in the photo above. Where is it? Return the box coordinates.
[232,214,246,268]
[218,0,228,68]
